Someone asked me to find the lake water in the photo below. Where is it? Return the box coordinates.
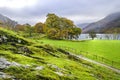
[79,34,120,40]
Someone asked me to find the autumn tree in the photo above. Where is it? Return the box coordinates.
[61,29,68,39]
[72,27,82,39]
[45,13,81,40]
[0,21,3,25]
[15,24,25,32]
[61,17,75,29]
[45,13,60,29]
[47,28,58,39]
[34,22,45,34]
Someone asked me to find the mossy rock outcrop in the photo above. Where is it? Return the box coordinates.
[0,28,28,44]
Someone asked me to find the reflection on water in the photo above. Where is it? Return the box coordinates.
[79,34,120,40]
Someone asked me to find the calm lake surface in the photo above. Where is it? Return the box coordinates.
[79,34,120,40]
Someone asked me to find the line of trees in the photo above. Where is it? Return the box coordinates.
[14,13,82,40]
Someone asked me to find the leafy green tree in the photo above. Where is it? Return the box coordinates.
[45,13,60,29]
[24,23,34,37]
[89,31,96,40]
[61,29,68,39]
[61,17,75,28]
[72,27,82,39]
[47,28,60,39]
[67,28,74,39]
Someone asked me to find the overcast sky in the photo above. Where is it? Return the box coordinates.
[0,0,120,25]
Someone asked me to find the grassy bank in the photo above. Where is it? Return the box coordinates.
[36,38,120,68]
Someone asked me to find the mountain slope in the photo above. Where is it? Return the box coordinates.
[77,23,89,29]
[82,12,120,33]
[0,14,17,28]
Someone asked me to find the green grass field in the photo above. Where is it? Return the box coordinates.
[0,28,120,79]
[36,38,120,68]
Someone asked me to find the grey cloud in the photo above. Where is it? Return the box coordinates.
[0,0,120,25]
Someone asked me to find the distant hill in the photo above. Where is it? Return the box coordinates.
[82,12,120,33]
[77,23,89,29]
[0,14,17,28]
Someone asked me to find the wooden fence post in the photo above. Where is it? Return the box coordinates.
[112,61,114,67]
[101,57,104,62]
[95,55,97,59]
[86,52,88,57]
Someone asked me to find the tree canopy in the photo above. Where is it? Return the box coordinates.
[34,22,45,33]
[45,13,81,40]
[13,13,82,40]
